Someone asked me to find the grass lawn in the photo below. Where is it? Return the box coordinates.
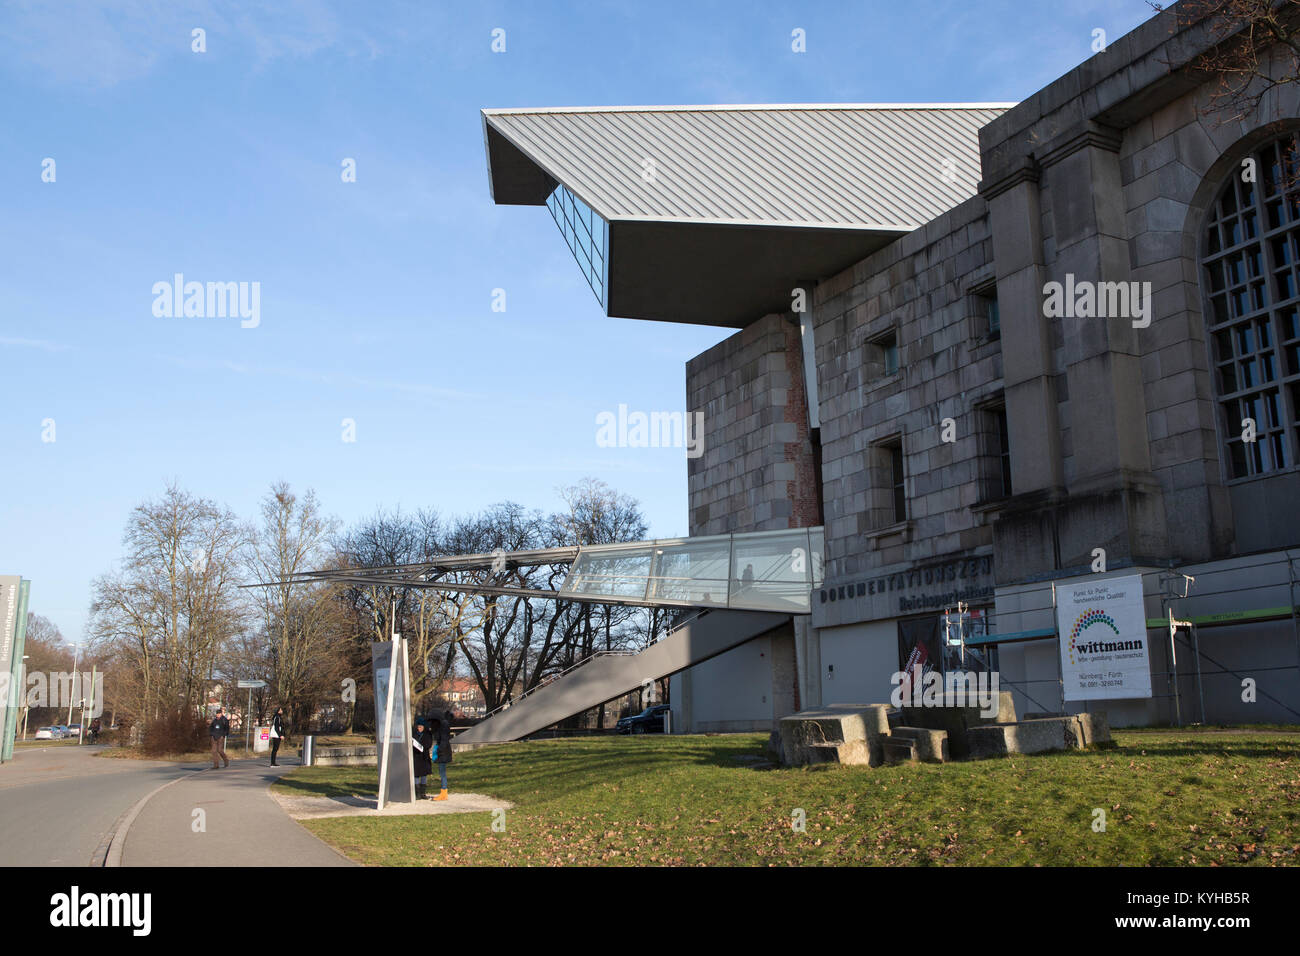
[274,729,1300,866]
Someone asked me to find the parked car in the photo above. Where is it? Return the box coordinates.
[35,727,56,740]
[67,724,82,738]
[52,725,70,739]
[617,704,670,735]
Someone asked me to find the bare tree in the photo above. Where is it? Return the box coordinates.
[244,482,344,733]
[88,483,246,725]
[1158,0,1300,123]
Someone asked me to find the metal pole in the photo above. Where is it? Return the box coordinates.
[1192,623,1207,725]
[19,656,29,741]
[78,665,95,745]
[67,644,80,725]
[1052,583,1063,713]
[1168,610,1182,727]
[246,687,253,752]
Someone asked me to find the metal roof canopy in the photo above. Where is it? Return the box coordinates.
[483,103,1014,327]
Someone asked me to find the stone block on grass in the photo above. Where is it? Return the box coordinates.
[1009,717,1072,754]
[899,690,1017,758]
[967,717,1076,758]
[889,726,950,762]
[966,724,1011,758]
[1072,711,1114,748]
[778,704,891,767]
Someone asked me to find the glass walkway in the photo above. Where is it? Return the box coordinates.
[275,527,824,615]
[558,527,825,614]
[270,527,825,744]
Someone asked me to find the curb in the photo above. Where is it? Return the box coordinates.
[98,768,208,867]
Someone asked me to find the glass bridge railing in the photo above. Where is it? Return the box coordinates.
[558,527,825,614]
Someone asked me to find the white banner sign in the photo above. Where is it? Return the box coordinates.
[1055,573,1152,701]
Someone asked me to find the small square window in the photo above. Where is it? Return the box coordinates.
[866,437,907,529]
[884,338,899,377]
[865,330,899,379]
[968,279,1000,341]
[890,442,906,521]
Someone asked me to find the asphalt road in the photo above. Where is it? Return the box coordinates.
[0,745,197,866]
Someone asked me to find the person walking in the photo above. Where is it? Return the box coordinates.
[412,719,433,799]
[429,710,453,800]
[209,707,231,769]
[269,707,286,767]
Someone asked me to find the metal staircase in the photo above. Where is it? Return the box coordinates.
[455,608,791,744]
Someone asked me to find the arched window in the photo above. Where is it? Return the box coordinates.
[1201,131,1300,479]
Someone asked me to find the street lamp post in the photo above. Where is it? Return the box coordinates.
[20,655,30,741]
[66,644,80,726]
[236,680,268,753]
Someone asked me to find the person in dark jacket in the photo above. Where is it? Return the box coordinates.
[429,710,453,800]
[270,707,286,767]
[209,708,230,769]
[412,719,434,798]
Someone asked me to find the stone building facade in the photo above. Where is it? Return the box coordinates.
[670,6,1300,730]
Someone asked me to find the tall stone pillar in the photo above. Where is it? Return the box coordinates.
[1040,125,1169,567]
[984,157,1065,499]
[983,158,1068,580]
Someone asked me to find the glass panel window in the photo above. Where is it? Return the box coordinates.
[546,183,608,308]
[1201,131,1300,481]
[889,442,906,522]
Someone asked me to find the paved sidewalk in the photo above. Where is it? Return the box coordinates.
[119,759,354,867]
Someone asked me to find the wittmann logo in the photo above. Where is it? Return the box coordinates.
[49,886,151,937]
[1067,608,1142,664]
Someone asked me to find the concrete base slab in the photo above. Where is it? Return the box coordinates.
[270,790,512,820]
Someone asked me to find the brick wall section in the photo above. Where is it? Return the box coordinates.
[811,196,1003,586]
[781,317,823,529]
[686,312,819,536]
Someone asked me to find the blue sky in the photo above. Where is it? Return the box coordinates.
[0,0,1158,644]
